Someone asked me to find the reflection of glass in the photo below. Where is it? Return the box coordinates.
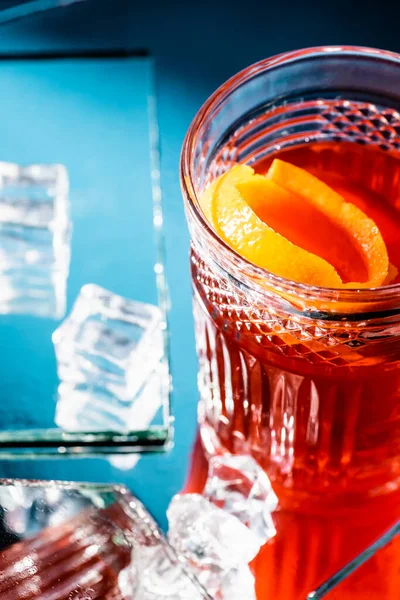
[0,162,70,318]
[0,478,209,599]
[181,47,400,510]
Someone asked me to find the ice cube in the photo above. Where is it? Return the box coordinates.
[0,162,70,318]
[125,544,210,599]
[55,362,168,433]
[52,284,164,404]
[193,565,257,600]
[167,493,260,568]
[204,454,278,545]
[167,494,259,599]
[219,566,257,600]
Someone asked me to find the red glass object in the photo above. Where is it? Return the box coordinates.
[181,46,400,599]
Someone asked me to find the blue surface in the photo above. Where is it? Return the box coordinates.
[0,0,398,529]
[0,57,165,440]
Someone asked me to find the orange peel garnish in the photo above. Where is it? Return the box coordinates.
[266,159,389,288]
[199,161,390,289]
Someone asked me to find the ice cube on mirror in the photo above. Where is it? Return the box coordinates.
[52,284,164,405]
[55,363,168,433]
[0,479,209,600]
[204,454,278,545]
[0,162,70,318]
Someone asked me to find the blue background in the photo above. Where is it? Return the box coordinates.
[0,57,161,433]
[0,0,398,529]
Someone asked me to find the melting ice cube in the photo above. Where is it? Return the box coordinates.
[126,544,210,599]
[218,565,257,600]
[204,454,278,545]
[167,494,259,598]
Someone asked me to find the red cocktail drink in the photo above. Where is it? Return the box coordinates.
[181,47,400,514]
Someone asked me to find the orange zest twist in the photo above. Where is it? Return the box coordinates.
[199,160,390,289]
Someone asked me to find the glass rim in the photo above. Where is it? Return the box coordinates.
[180,45,400,309]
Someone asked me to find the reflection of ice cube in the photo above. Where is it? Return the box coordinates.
[55,363,168,433]
[167,494,259,598]
[52,284,164,403]
[0,162,70,318]
[0,163,69,227]
[204,455,278,545]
